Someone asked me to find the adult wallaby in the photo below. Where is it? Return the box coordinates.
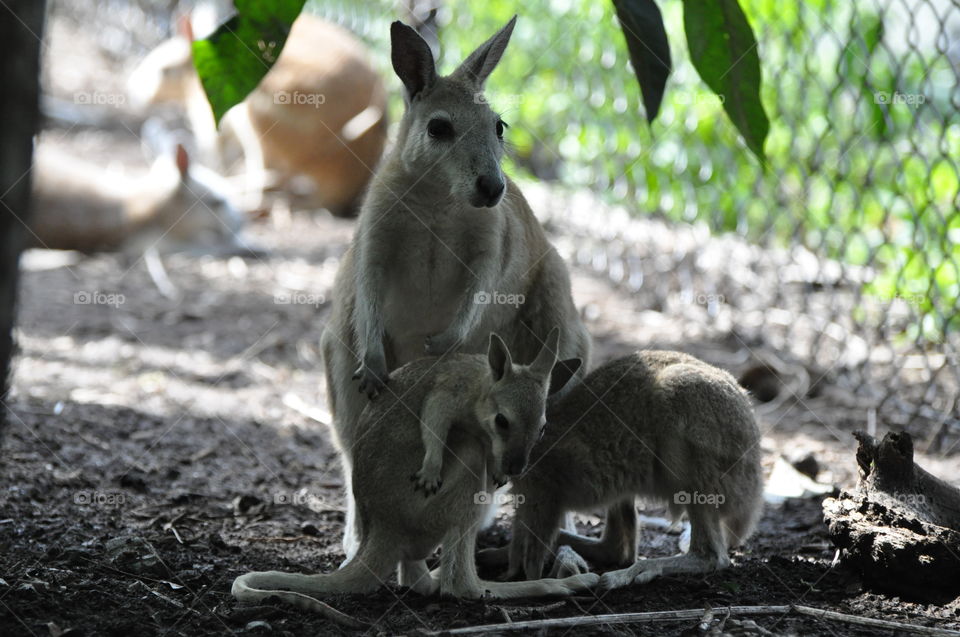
[232,334,597,623]
[128,13,387,216]
[320,16,600,561]
[496,351,764,590]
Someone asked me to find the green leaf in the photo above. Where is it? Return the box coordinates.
[612,0,672,122]
[192,0,307,125]
[682,0,769,160]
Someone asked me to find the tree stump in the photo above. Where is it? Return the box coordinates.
[822,431,960,603]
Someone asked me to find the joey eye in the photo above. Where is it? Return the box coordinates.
[495,413,509,430]
[427,118,454,139]
[495,120,507,138]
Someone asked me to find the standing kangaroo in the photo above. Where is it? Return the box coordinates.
[320,16,608,561]
[233,334,597,622]
[498,351,764,589]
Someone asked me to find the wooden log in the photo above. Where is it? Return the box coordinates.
[823,431,960,603]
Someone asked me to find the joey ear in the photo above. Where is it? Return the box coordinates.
[529,327,560,377]
[391,21,437,100]
[451,15,516,88]
[487,333,513,382]
[176,14,194,41]
[549,358,581,396]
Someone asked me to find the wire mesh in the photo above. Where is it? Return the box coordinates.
[422,0,960,447]
[49,0,960,448]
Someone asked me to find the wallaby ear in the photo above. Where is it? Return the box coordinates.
[548,358,581,396]
[391,21,437,100]
[451,15,516,88]
[176,14,194,41]
[487,333,513,382]
[529,327,560,377]
[174,143,190,179]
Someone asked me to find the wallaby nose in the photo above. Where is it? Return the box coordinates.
[504,452,527,477]
[475,174,505,207]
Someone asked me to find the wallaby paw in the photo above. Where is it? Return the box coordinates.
[550,545,590,578]
[411,469,442,496]
[560,572,600,594]
[492,473,509,488]
[424,330,459,356]
[598,564,660,592]
[597,569,633,592]
[352,362,389,399]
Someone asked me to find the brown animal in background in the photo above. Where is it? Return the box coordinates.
[129,14,388,217]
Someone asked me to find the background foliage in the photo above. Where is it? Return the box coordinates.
[199,0,959,347]
[302,0,960,343]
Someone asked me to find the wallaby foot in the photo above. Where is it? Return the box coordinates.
[480,572,600,599]
[597,551,729,591]
[398,560,439,596]
[549,545,591,578]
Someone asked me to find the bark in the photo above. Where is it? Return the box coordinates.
[0,0,45,446]
[823,431,960,603]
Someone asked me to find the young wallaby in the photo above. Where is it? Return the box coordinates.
[412,328,582,495]
[321,16,598,560]
[128,13,387,216]
[232,333,596,621]
[498,351,764,590]
[30,141,250,256]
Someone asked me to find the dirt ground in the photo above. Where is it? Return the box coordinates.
[3,167,960,635]
[2,4,960,635]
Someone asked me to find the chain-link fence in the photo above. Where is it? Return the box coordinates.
[51,0,960,449]
[308,0,960,449]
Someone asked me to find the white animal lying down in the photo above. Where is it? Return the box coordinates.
[232,330,596,622]
[30,142,254,257]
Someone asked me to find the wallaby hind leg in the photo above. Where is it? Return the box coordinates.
[555,497,637,567]
[440,524,598,599]
[398,560,439,596]
[320,326,365,561]
[598,505,729,591]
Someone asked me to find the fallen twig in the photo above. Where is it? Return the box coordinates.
[416,605,960,636]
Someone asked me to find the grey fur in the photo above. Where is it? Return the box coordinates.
[501,350,765,589]
[232,337,598,610]
[320,17,592,560]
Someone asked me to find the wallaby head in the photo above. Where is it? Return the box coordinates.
[390,17,517,209]
[134,144,246,252]
[478,328,582,477]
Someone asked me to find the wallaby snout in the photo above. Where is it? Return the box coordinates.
[503,450,529,477]
[474,172,506,208]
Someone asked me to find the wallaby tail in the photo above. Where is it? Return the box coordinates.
[723,455,765,549]
[231,543,394,628]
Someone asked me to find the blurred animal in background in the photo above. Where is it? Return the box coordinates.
[128,10,388,217]
[29,127,257,296]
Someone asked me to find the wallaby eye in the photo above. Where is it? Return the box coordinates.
[495,120,507,138]
[495,413,509,430]
[427,118,454,139]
